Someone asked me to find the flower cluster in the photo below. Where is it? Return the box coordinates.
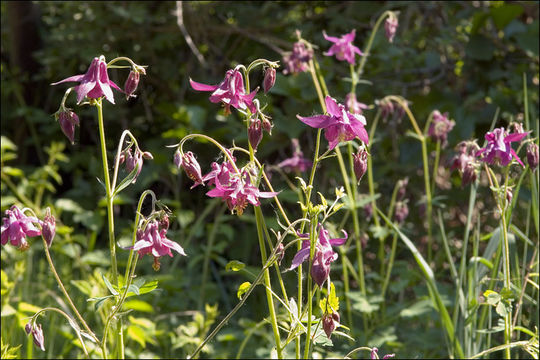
[298,95,369,150]
[132,216,186,271]
[288,224,347,287]
[118,145,154,184]
[323,29,364,65]
[25,322,45,352]
[190,68,257,115]
[277,138,312,173]
[282,41,313,75]
[450,141,480,187]
[428,110,455,147]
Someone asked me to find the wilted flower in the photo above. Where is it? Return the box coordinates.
[353,147,368,183]
[41,208,56,247]
[51,55,122,104]
[175,150,204,188]
[57,109,79,144]
[190,68,257,114]
[25,322,45,352]
[476,127,529,167]
[322,311,340,339]
[282,41,313,75]
[277,138,312,173]
[527,143,538,170]
[345,93,368,115]
[384,14,399,43]
[394,201,409,224]
[124,70,140,99]
[428,110,455,147]
[288,224,347,287]
[248,117,263,150]
[1,205,41,250]
[133,219,186,271]
[371,347,395,359]
[263,67,276,93]
[297,95,369,150]
[323,29,364,65]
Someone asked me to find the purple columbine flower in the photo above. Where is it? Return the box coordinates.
[322,311,340,339]
[283,41,313,75]
[25,322,46,352]
[345,93,368,115]
[1,205,41,250]
[51,55,122,104]
[277,138,312,173]
[205,165,278,216]
[288,224,347,287]
[428,110,455,147]
[371,347,395,359]
[476,127,529,167]
[133,219,186,271]
[297,95,369,150]
[175,150,204,188]
[41,208,56,248]
[190,68,257,114]
[57,109,79,144]
[323,29,364,65]
[385,15,399,43]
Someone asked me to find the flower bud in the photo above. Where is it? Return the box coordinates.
[58,110,79,144]
[385,14,399,43]
[275,242,285,265]
[174,149,182,168]
[364,203,373,221]
[397,177,408,200]
[394,201,409,224]
[322,311,340,339]
[462,162,478,187]
[248,118,263,150]
[178,151,204,188]
[124,70,140,99]
[263,67,276,93]
[25,322,45,352]
[142,151,153,160]
[506,188,513,205]
[41,208,56,247]
[125,148,143,183]
[353,148,368,183]
[527,143,538,170]
[262,116,273,134]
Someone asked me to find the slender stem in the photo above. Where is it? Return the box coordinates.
[381,232,398,299]
[356,10,393,80]
[42,237,99,344]
[1,173,36,211]
[304,218,317,358]
[431,140,441,198]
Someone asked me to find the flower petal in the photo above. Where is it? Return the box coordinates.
[505,132,530,143]
[50,74,85,85]
[297,114,331,128]
[190,78,218,92]
[322,31,340,43]
[288,247,311,271]
[325,96,341,117]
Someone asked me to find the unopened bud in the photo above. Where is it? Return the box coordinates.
[263,67,276,93]
[462,162,478,187]
[394,201,409,224]
[248,117,263,150]
[41,208,56,247]
[58,110,79,144]
[124,70,140,99]
[353,148,368,183]
[142,151,153,160]
[385,14,399,43]
[527,143,538,170]
[178,151,204,188]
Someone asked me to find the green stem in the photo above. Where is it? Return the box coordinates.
[304,218,317,358]
[431,140,441,198]
[1,173,37,211]
[367,110,382,228]
[356,10,394,80]
[381,232,398,299]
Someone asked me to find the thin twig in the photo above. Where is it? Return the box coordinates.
[175,1,207,68]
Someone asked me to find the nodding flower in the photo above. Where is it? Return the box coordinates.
[1,205,41,251]
[175,150,204,188]
[282,41,313,75]
[476,127,529,167]
[323,29,364,65]
[428,110,455,147]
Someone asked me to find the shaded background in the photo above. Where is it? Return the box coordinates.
[1,1,538,358]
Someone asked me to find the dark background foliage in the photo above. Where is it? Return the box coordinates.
[1,1,538,358]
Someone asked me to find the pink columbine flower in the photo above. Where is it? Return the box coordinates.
[190,68,257,114]
[51,55,122,104]
[353,148,368,183]
[133,219,186,271]
[25,322,46,352]
[205,165,278,216]
[323,29,364,65]
[1,205,41,250]
[277,138,312,173]
[288,224,347,287]
[527,143,538,170]
[175,150,204,188]
[428,110,455,147]
[57,109,79,144]
[297,95,369,150]
[476,127,529,167]
[263,67,276,93]
[371,347,395,359]
[322,311,340,339]
[345,93,368,115]
[283,41,313,75]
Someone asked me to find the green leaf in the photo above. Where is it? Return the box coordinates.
[123,300,153,313]
[87,295,114,311]
[319,282,339,315]
[466,35,495,61]
[112,162,141,197]
[400,299,433,318]
[1,167,24,177]
[495,301,508,317]
[225,260,246,272]
[101,273,119,296]
[127,324,146,347]
[237,282,251,300]
[490,4,524,30]
[134,279,158,296]
[17,302,41,314]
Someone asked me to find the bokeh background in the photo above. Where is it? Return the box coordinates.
[1,1,538,358]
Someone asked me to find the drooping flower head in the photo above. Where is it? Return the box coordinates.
[428,110,455,147]
[51,55,122,104]
[277,138,312,173]
[353,147,368,183]
[190,68,257,114]
[263,67,276,93]
[120,147,153,184]
[385,13,399,43]
[345,92,368,115]
[322,311,340,339]
[371,347,395,359]
[1,205,41,250]
[450,140,480,187]
[323,29,364,65]
[41,208,56,247]
[288,224,347,287]
[25,322,45,352]
[132,219,186,271]
[283,41,313,75]
[476,127,529,167]
[297,95,369,150]
[527,143,539,170]
[57,109,79,144]
[175,150,204,188]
